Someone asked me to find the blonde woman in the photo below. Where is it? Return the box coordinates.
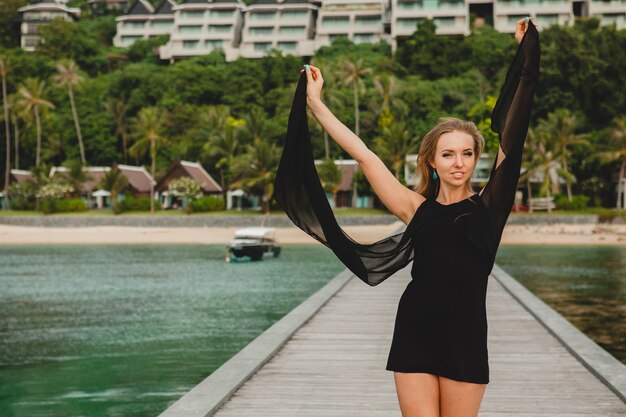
[274,18,540,417]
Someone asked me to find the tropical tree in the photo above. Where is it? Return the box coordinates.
[0,58,10,209]
[100,165,128,214]
[373,122,419,179]
[593,115,626,209]
[520,127,560,213]
[7,93,25,170]
[310,57,347,158]
[52,60,86,165]
[203,107,246,202]
[339,57,372,138]
[536,109,590,202]
[17,78,55,168]
[317,157,342,207]
[106,98,129,163]
[167,176,202,214]
[372,73,408,130]
[59,159,89,197]
[230,138,281,214]
[129,107,168,213]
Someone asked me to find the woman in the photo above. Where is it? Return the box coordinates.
[273,17,540,417]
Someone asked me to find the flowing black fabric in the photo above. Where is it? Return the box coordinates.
[273,23,540,286]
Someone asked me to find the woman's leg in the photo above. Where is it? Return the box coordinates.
[438,375,487,417]
[393,372,440,417]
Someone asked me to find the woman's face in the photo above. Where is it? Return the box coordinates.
[431,130,476,187]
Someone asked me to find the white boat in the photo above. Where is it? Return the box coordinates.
[226,227,281,262]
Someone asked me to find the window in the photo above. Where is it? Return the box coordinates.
[152,20,173,29]
[183,40,199,49]
[254,42,272,51]
[354,33,374,44]
[180,10,205,18]
[278,41,297,50]
[208,24,232,33]
[249,27,273,35]
[397,1,422,9]
[322,16,350,27]
[205,39,224,48]
[279,26,305,35]
[507,14,527,24]
[434,17,456,27]
[601,12,625,25]
[124,21,146,29]
[121,35,143,46]
[329,34,349,42]
[210,9,234,18]
[251,11,276,20]
[179,25,202,33]
[440,0,464,7]
[397,18,422,28]
[281,10,307,20]
[535,14,558,25]
[355,16,381,26]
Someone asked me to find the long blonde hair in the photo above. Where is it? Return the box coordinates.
[413,117,485,199]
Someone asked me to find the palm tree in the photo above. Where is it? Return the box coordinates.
[129,107,168,213]
[536,109,590,202]
[8,93,25,170]
[202,106,246,203]
[0,58,10,209]
[372,73,408,129]
[230,137,281,214]
[310,57,347,158]
[17,78,55,168]
[520,127,560,213]
[317,157,342,207]
[105,98,129,163]
[339,57,372,138]
[593,116,626,210]
[53,60,86,165]
[373,121,419,179]
[100,165,128,214]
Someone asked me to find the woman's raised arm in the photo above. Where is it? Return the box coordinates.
[303,65,421,224]
[479,18,540,247]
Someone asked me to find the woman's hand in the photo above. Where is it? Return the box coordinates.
[515,17,537,44]
[300,64,324,108]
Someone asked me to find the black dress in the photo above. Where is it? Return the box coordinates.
[273,23,540,385]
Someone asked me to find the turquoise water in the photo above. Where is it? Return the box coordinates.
[1,244,624,417]
[0,244,344,417]
[496,245,626,364]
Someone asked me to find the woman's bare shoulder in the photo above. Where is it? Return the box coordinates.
[401,191,427,225]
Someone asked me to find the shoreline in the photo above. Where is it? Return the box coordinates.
[1,223,625,245]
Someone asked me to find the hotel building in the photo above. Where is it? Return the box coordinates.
[107,0,626,60]
[239,0,318,58]
[113,0,177,48]
[17,0,80,51]
[158,0,247,62]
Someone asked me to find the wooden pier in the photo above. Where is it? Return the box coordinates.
[209,264,626,416]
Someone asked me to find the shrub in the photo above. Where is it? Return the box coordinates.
[39,198,87,214]
[55,198,88,213]
[555,194,590,210]
[119,196,154,212]
[190,195,225,212]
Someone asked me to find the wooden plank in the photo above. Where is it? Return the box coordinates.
[212,264,626,416]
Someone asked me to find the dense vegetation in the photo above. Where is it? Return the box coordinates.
[1,3,625,212]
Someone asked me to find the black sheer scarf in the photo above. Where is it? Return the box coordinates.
[273,23,540,286]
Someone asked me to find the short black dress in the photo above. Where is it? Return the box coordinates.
[273,24,540,385]
[385,195,491,383]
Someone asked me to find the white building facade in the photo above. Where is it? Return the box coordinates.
[18,0,80,51]
[315,0,390,49]
[109,0,626,61]
[113,0,177,48]
[240,0,318,58]
[158,0,247,62]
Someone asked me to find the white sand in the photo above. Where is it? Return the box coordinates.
[0,223,625,245]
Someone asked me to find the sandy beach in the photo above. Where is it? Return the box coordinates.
[0,223,625,245]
